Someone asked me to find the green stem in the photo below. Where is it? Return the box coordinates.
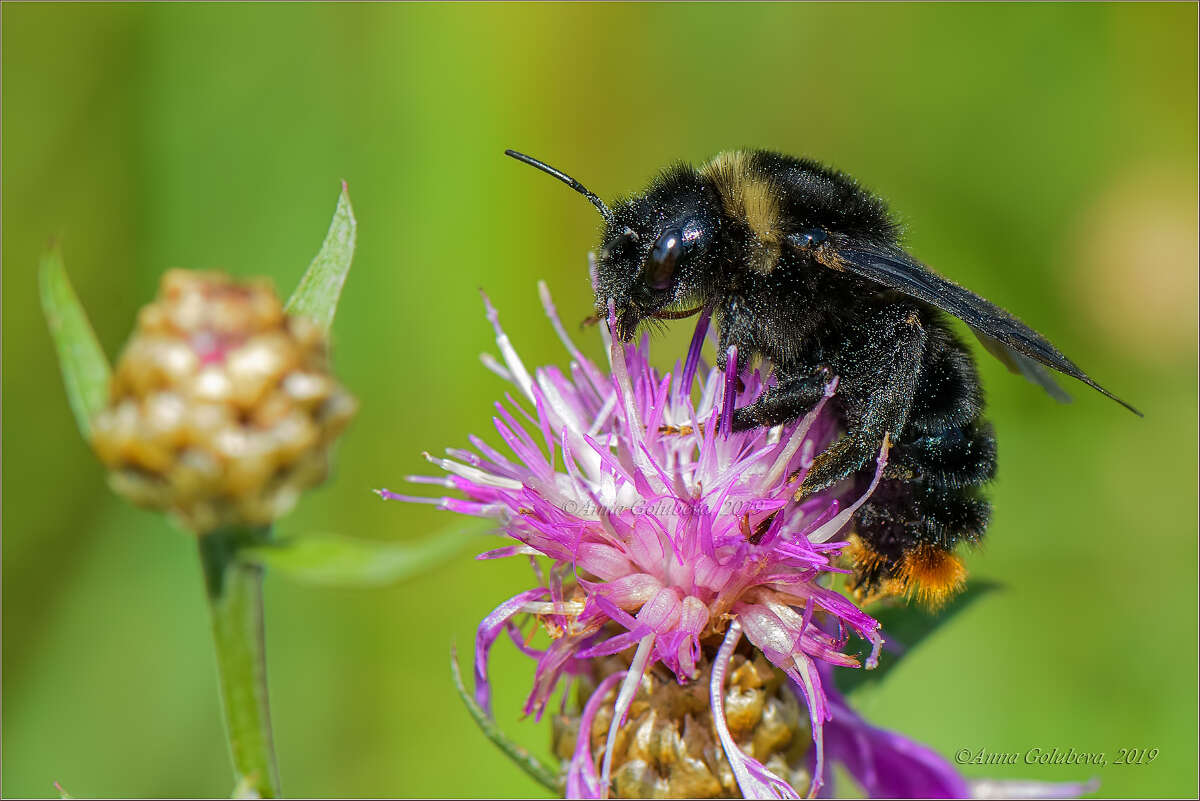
[200,526,282,799]
[450,647,563,794]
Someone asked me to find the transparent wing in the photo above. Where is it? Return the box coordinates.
[826,243,1140,415]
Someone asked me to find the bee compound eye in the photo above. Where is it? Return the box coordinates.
[646,228,684,291]
[803,229,828,248]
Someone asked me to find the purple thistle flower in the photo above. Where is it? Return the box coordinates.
[383,284,1094,800]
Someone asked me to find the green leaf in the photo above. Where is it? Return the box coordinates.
[450,646,562,795]
[237,523,482,587]
[838,581,1001,697]
[38,243,112,440]
[285,182,356,333]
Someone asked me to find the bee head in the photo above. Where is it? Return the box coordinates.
[506,150,717,341]
[595,209,715,341]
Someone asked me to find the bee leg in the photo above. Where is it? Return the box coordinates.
[795,435,881,499]
[796,307,928,499]
[714,300,753,372]
[731,368,831,431]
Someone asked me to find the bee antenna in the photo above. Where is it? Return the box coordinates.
[505,149,611,222]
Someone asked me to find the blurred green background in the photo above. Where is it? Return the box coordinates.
[3,3,1197,798]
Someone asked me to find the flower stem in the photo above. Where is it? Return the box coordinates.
[449,647,562,794]
[200,526,282,798]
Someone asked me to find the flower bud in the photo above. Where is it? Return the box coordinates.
[91,270,357,532]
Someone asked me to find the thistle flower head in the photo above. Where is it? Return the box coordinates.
[386,281,897,797]
[91,269,357,533]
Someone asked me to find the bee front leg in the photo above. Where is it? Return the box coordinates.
[795,307,927,499]
[714,296,753,373]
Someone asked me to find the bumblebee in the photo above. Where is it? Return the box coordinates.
[506,148,1139,605]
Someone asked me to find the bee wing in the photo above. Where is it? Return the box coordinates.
[970,327,1073,404]
[830,243,1141,415]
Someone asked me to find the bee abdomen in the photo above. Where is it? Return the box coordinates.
[853,469,991,553]
[905,323,983,434]
[851,473,991,608]
[888,420,997,490]
[848,323,996,606]
[910,482,991,547]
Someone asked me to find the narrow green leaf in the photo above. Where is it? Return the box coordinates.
[838,581,1001,697]
[450,646,563,794]
[285,182,356,333]
[38,243,112,439]
[238,523,482,587]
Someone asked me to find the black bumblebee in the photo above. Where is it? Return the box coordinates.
[506,148,1139,605]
